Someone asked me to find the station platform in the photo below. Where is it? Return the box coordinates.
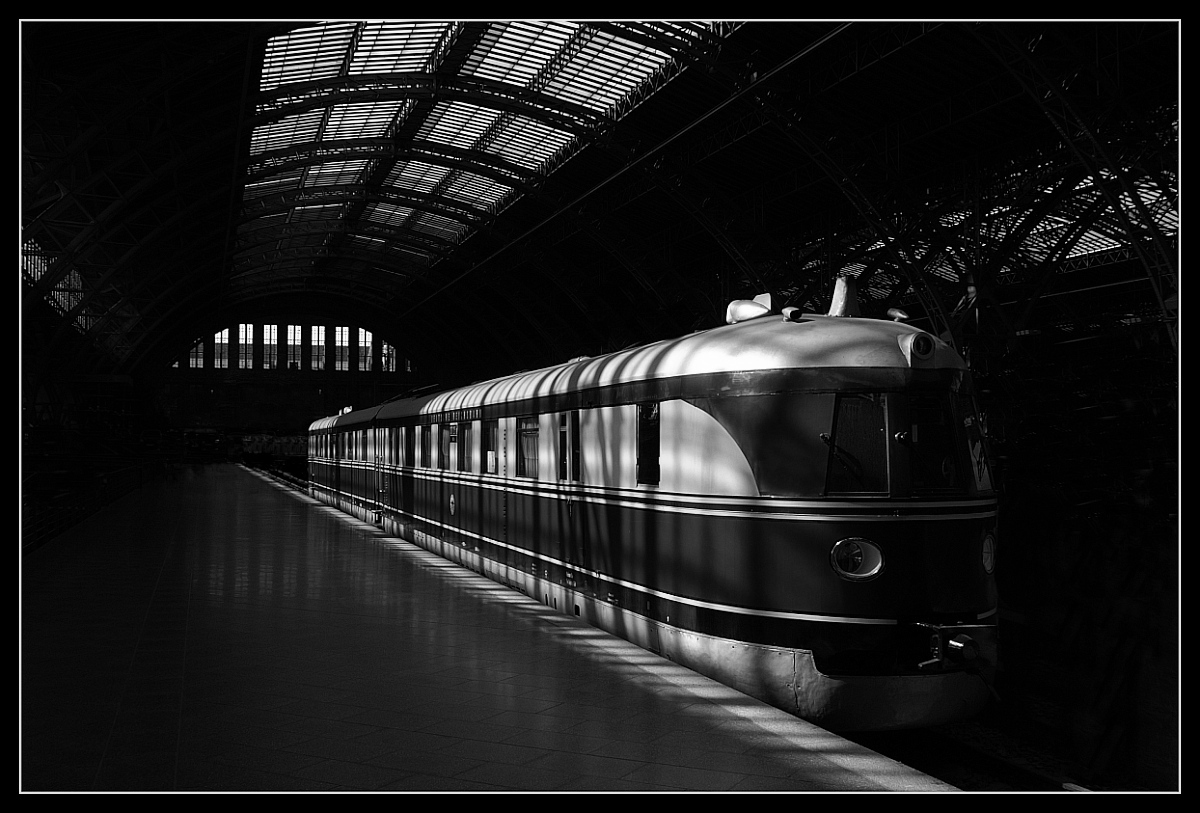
[22,463,955,792]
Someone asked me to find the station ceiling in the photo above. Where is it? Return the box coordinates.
[22,20,1179,387]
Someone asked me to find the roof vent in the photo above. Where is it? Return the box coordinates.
[725,293,773,324]
[827,275,861,317]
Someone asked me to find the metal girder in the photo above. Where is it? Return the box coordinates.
[244,137,539,194]
[250,72,609,137]
[969,22,1177,351]
[761,99,958,344]
[234,218,458,264]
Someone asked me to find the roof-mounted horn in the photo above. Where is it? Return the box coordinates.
[827,274,861,318]
[725,292,773,324]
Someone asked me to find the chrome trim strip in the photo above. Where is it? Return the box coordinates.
[312,458,998,521]
[373,501,900,626]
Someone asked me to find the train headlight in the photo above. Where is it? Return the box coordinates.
[982,533,996,574]
[830,538,885,581]
[900,331,937,364]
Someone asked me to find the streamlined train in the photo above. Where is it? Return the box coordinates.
[307,278,999,731]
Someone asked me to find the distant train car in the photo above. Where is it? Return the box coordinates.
[307,278,999,731]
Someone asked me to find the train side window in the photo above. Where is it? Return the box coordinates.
[457,422,472,472]
[824,393,888,495]
[571,410,581,482]
[482,419,499,474]
[637,402,660,485]
[439,424,452,470]
[516,416,538,478]
[420,425,431,468]
[558,414,569,480]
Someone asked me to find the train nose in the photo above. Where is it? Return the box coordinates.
[946,633,980,663]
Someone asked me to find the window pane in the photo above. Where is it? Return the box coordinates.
[240,323,254,369]
[458,422,472,472]
[335,326,349,371]
[439,424,451,470]
[825,394,888,494]
[263,324,278,369]
[359,328,373,371]
[636,402,660,485]
[558,413,569,480]
[311,325,325,370]
[214,328,229,369]
[517,416,538,478]
[482,419,498,474]
[287,325,302,370]
[570,410,581,482]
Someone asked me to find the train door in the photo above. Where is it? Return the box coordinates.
[401,425,415,522]
[447,421,479,552]
[373,426,385,517]
[437,423,451,543]
[501,418,509,548]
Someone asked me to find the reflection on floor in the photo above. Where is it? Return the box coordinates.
[22,464,953,792]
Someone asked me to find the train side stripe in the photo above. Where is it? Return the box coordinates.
[361,499,901,625]
[316,458,998,521]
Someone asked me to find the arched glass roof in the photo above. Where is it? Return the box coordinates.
[235,21,728,285]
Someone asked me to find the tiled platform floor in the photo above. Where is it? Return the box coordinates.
[22,464,955,792]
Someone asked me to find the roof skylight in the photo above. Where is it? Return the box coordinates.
[239,20,717,280]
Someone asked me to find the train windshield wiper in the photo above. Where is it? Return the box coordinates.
[820,433,864,486]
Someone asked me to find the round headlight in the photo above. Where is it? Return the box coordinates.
[982,533,996,574]
[830,538,885,581]
[911,333,935,359]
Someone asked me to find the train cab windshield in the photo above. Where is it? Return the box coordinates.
[695,387,994,499]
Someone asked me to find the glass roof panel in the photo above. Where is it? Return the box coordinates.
[260,22,360,91]
[242,20,722,283]
[347,21,455,74]
[465,20,579,86]
[250,109,326,155]
[418,101,503,150]
[324,99,411,140]
[440,174,510,209]
[291,203,344,222]
[242,171,305,199]
[304,159,369,187]
[484,117,575,170]
[364,201,416,227]
[544,32,672,112]
[385,160,454,196]
[410,213,467,242]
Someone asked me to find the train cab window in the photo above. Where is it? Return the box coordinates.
[420,425,431,468]
[516,416,538,478]
[906,394,967,494]
[636,402,660,486]
[824,393,888,495]
[457,422,472,472]
[482,419,499,474]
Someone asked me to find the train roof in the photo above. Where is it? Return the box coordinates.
[310,313,963,431]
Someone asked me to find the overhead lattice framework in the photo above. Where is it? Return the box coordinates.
[232,20,731,303]
[22,20,1177,387]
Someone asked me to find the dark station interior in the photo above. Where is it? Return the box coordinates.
[22,20,1178,792]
